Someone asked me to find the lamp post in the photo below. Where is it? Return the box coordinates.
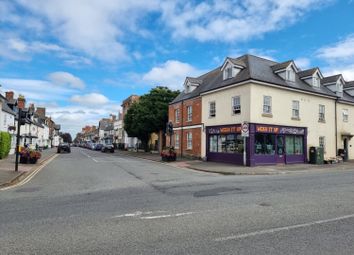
[15,109,23,172]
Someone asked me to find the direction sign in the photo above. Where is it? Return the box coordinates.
[241,122,249,137]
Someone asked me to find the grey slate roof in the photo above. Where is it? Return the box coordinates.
[2,101,16,115]
[170,54,337,104]
[321,74,341,85]
[271,60,293,72]
[186,77,203,84]
[297,68,318,79]
[344,81,354,89]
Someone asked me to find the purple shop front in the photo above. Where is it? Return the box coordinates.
[206,123,307,166]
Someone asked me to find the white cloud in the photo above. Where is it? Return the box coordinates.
[143,60,204,90]
[317,34,354,81]
[294,57,311,70]
[48,72,85,89]
[70,93,110,106]
[317,34,354,61]
[0,78,77,101]
[160,0,331,42]
[43,103,121,137]
[15,0,161,62]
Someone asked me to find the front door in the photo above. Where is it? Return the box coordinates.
[276,135,285,164]
[344,138,349,160]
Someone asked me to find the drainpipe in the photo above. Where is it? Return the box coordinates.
[335,98,338,155]
[180,100,184,158]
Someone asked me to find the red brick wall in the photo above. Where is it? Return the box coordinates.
[168,97,201,127]
[168,96,202,158]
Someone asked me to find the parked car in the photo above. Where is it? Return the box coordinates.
[57,143,71,153]
[94,144,103,151]
[101,144,114,153]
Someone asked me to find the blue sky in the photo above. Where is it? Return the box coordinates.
[0,0,354,135]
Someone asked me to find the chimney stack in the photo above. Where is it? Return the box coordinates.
[5,91,14,101]
[36,107,46,118]
[17,95,26,109]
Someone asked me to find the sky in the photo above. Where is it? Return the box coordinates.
[0,0,354,136]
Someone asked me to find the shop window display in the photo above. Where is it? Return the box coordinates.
[255,134,275,155]
[209,134,243,153]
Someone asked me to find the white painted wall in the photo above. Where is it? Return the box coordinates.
[201,82,337,159]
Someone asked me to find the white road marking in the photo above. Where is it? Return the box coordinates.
[140,211,195,220]
[214,213,354,242]
[80,150,92,158]
[111,211,167,219]
[111,211,195,220]
[92,158,98,162]
[0,154,58,191]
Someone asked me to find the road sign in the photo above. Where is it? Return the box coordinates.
[241,122,249,137]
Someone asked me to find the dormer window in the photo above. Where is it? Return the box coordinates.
[313,77,320,87]
[286,69,295,82]
[221,57,244,81]
[225,67,233,79]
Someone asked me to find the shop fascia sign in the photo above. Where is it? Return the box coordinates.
[208,125,241,134]
[256,125,305,135]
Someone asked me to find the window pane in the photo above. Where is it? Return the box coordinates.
[255,134,264,154]
[264,134,275,155]
[294,136,303,154]
[209,135,218,152]
[286,136,294,155]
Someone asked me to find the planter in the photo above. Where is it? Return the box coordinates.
[29,158,38,164]
[161,154,176,162]
[20,156,29,164]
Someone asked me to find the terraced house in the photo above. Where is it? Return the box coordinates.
[169,54,354,166]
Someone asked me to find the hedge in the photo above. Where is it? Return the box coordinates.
[0,132,11,159]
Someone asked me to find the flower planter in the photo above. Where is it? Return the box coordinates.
[161,154,176,162]
[29,158,38,164]
[20,156,29,164]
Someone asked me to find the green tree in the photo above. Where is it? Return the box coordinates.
[0,132,11,159]
[124,86,180,151]
[60,133,72,143]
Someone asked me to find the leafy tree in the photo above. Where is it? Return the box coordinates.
[124,86,180,151]
[60,133,72,143]
[0,132,11,159]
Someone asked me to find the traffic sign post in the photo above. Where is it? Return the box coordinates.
[241,122,249,166]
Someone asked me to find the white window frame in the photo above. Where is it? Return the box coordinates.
[187,105,192,122]
[175,133,180,149]
[187,132,192,150]
[313,76,320,87]
[319,104,325,122]
[224,66,232,80]
[319,136,326,152]
[209,101,216,118]
[175,109,180,123]
[286,69,295,82]
[343,109,349,122]
[292,100,300,118]
[263,96,272,114]
[232,96,241,115]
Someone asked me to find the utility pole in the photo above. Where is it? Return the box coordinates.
[15,108,22,172]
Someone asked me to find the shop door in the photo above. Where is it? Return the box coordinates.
[276,135,285,164]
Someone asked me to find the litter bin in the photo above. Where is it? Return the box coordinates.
[309,146,324,164]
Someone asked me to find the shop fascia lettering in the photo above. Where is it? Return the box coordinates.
[256,125,305,135]
[208,125,241,134]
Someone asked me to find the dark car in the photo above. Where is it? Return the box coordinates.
[57,143,71,153]
[94,144,103,151]
[101,144,114,153]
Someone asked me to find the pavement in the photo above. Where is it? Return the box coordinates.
[115,149,354,175]
[0,148,56,187]
[1,147,354,254]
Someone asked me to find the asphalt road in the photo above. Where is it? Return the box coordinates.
[1,148,354,254]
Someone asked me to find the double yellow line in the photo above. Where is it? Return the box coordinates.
[0,154,58,191]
